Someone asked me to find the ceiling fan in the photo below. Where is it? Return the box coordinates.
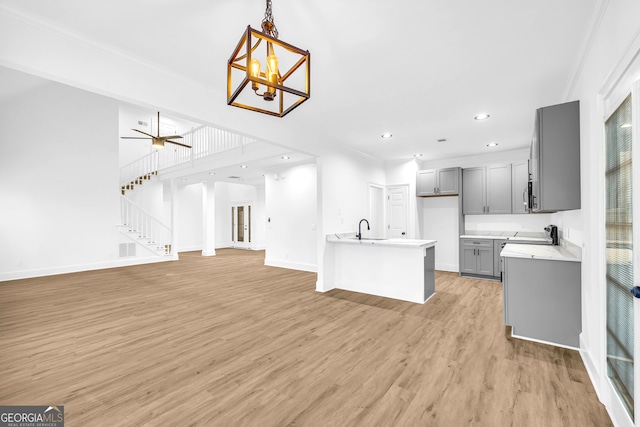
[121,112,191,149]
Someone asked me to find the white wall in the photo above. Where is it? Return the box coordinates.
[559,1,640,425]
[0,67,125,280]
[174,183,204,252]
[422,197,460,272]
[317,150,386,290]
[265,163,317,272]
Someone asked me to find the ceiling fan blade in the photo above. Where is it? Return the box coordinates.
[132,129,155,138]
[160,135,183,140]
[166,140,192,149]
[120,136,151,140]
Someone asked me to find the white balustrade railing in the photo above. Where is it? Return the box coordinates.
[120,195,172,254]
[120,151,159,187]
[157,125,258,170]
[120,125,258,185]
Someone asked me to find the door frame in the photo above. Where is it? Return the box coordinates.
[598,34,640,426]
[230,201,252,249]
[368,183,385,239]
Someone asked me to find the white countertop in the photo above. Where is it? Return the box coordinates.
[327,233,436,248]
[500,243,581,262]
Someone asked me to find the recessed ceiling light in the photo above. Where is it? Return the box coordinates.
[281,156,290,160]
[381,132,393,139]
[209,172,216,175]
[621,123,632,128]
[240,165,248,169]
[486,142,499,147]
[474,113,490,121]
[413,153,423,158]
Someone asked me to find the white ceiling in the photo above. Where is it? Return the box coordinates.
[1,0,596,162]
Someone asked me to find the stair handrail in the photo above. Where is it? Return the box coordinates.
[120,151,159,186]
[120,195,172,254]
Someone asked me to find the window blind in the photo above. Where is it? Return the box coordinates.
[606,94,634,419]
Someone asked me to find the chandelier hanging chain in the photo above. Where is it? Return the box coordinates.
[261,0,279,39]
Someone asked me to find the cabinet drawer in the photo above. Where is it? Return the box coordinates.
[461,239,493,248]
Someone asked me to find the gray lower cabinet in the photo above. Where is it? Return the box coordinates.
[460,239,494,276]
[462,165,512,214]
[503,256,581,348]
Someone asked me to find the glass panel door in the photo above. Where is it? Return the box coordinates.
[231,204,252,249]
[606,94,634,419]
[237,206,245,242]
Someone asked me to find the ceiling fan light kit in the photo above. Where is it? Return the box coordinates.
[120,112,191,149]
[227,0,310,118]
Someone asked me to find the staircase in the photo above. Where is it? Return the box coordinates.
[119,195,172,256]
[118,124,258,258]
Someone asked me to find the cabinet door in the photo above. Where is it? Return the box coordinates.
[437,168,459,195]
[486,164,512,214]
[512,161,529,214]
[460,245,478,274]
[477,246,494,276]
[462,167,485,214]
[416,170,437,196]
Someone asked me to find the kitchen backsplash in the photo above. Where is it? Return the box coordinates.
[464,213,553,233]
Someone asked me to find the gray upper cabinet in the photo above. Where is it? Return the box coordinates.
[416,167,460,197]
[511,161,529,214]
[462,165,512,214]
[462,167,485,214]
[530,100,581,212]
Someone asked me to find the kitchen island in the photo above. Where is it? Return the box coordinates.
[323,233,436,304]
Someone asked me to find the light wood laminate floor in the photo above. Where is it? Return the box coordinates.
[0,249,611,426]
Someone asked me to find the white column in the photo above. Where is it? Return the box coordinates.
[202,181,216,256]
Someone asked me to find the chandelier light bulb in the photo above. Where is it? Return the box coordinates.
[250,59,261,91]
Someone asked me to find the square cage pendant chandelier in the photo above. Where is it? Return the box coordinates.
[227,0,310,118]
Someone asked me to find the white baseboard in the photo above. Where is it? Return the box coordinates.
[316,279,335,292]
[435,263,458,272]
[201,250,216,256]
[0,254,179,282]
[264,258,317,273]
[579,334,604,402]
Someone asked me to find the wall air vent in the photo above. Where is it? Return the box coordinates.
[138,120,148,126]
[227,176,242,179]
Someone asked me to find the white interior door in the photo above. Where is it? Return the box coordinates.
[231,204,251,249]
[387,185,408,239]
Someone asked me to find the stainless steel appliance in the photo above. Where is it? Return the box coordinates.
[544,225,559,245]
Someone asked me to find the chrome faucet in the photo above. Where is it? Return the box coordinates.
[356,218,370,240]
